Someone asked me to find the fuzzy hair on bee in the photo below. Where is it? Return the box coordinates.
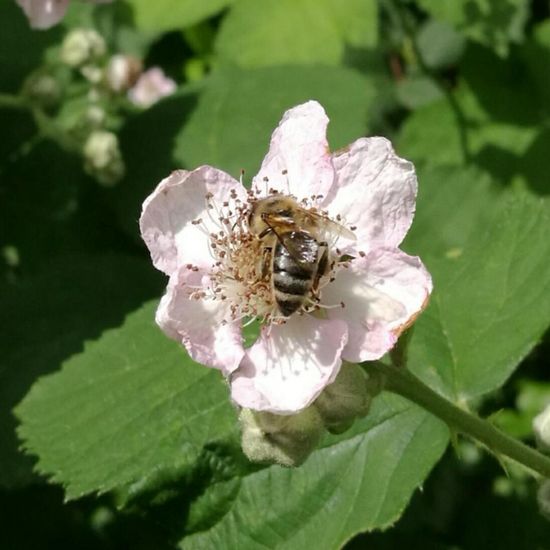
[247,194,355,317]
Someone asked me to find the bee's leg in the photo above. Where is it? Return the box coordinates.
[261,246,272,279]
[312,243,329,294]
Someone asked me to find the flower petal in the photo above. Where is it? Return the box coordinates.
[323,248,432,362]
[16,0,70,29]
[140,167,246,276]
[230,316,348,414]
[252,101,334,200]
[156,267,244,375]
[325,137,417,253]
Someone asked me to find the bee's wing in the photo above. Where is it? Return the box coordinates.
[305,210,357,241]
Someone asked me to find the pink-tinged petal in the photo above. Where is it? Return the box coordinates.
[156,267,244,375]
[128,67,177,108]
[323,248,432,362]
[252,101,335,200]
[325,137,417,253]
[16,0,70,29]
[230,316,348,414]
[140,167,246,276]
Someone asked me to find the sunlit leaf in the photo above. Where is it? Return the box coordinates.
[175,65,375,177]
[215,0,378,68]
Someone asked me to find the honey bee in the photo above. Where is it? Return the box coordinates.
[248,194,356,317]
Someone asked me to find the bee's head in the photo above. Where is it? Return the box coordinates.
[248,195,297,235]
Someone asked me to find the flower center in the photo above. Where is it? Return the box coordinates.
[190,189,351,326]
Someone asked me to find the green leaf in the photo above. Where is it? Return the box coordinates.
[215,0,378,68]
[418,0,530,56]
[416,20,466,69]
[179,395,448,548]
[0,255,163,489]
[125,0,234,33]
[397,90,537,178]
[403,165,500,260]
[17,301,238,499]
[408,193,550,402]
[175,66,374,177]
[395,76,444,110]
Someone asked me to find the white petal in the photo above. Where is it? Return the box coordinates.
[140,167,246,276]
[325,137,417,253]
[252,101,335,200]
[323,248,432,362]
[17,0,69,29]
[156,268,244,375]
[230,316,348,414]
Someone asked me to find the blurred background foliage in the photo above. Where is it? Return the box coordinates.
[2,0,550,548]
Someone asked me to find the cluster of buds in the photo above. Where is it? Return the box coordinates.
[239,362,377,467]
[51,26,177,186]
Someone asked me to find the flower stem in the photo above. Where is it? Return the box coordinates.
[0,93,27,110]
[363,362,550,479]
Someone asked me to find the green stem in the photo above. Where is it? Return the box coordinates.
[0,93,27,110]
[363,362,550,479]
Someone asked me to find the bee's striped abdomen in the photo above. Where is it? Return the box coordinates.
[272,232,318,317]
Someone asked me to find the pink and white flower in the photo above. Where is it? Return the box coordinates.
[16,0,114,29]
[128,68,176,108]
[140,101,432,414]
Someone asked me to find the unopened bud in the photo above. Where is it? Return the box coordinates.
[61,28,106,68]
[80,64,103,84]
[534,404,550,453]
[239,407,324,467]
[85,105,106,128]
[83,131,124,187]
[106,54,142,93]
[128,67,176,108]
[314,362,371,434]
[23,72,60,108]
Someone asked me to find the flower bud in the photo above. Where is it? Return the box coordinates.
[106,54,142,93]
[22,72,60,108]
[85,105,107,129]
[314,362,372,433]
[80,65,103,84]
[534,404,550,453]
[61,28,106,68]
[128,68,176,108]
[83,130,125,187]
[239,407,324,467]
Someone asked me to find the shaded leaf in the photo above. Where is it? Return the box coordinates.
[417,20,466,69]
[418,0,529,56]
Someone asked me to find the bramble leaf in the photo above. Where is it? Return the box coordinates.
[16,301,238,499]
